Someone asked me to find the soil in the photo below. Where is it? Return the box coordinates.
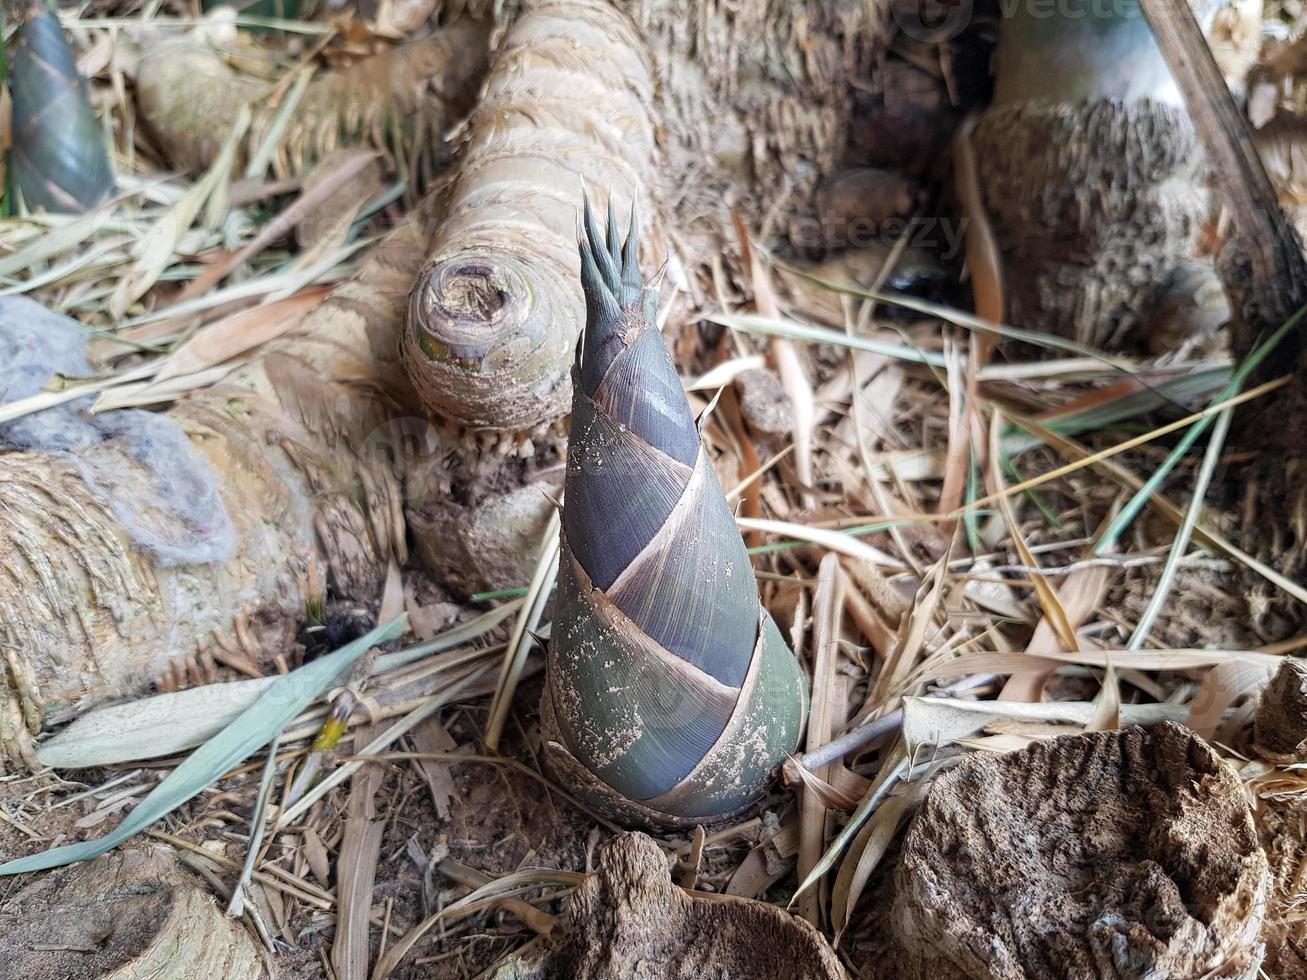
[0,845,261,980]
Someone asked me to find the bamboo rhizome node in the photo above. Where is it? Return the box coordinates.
[539,199,809,827]
[400,0,665,433]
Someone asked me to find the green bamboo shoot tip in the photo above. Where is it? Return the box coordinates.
[541,199,808,826]
[10,11,115,214]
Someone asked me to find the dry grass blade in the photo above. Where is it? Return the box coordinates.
[0,202,115,280]
[484,507,560,752]
[797,554,843,926]
[712,310,947,367]
[987,408,1077,651]
[333,722,388,980]
[1094,304,1307,554]
[370,869,587,980]
[939,337,969,517]
[1126,405,1235,649]
[947,376,1288,523]
[227,731,281,918]
[830,790,917,940]
[736,516,901,566]
[280,665,490,824]
[1011,412,1307,607]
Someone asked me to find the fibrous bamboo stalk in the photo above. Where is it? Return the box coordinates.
[971,1,1211,350]
[0,223,422,768]
[135,21,491,180]
[400,0,669,432]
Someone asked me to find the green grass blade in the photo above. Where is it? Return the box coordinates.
[0,615,405,875]
[1093,303,1307,555]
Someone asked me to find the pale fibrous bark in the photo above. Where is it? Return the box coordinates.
[402,0,881,432]
[0,226,421,767]
[135,20,492,180]
[400,0,671,432]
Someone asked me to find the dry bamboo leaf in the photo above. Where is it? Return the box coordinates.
[733,213,815,507]
[987,409,1077,653]
[792,744,910,906]
[684,355,767,392]
[789,762,861,813]
[173,150,379,305]
[899,696,1187,752]
[145,288,330,387]
[830,790,916,938]
[798,554,843,926]
[333,722,386,980]
[378,558,405,625]
[952,113,1005,325]
[1188,659,1277,738]
[408,715,464,821]
[863,551,949,713]
[302,827,332,888]
[109,106,250,319]
[1085,658,1122,733]
[955,732,1042,753]
[999,562,1112,702]
[918,647,1280,685]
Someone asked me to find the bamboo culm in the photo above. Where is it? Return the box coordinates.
[540,201,808,826]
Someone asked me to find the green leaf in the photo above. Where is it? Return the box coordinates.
[0,615,405,875]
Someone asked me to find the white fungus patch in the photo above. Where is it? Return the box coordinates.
[0,296,235,565]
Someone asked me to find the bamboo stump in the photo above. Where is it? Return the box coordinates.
[893,723,1270,979]
[492,832,845,980]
